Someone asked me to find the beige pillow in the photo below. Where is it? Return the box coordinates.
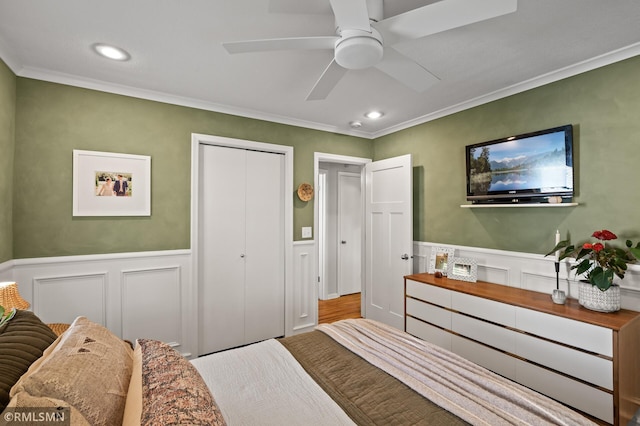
[5,391,90,426]
[122,344,143,426]
[123,339,226,426]
[11,316,134,426]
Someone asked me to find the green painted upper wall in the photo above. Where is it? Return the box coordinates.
[375,55,640,254]
[6,54,640,259]
[13,79,372,258]
[0,59,16,263]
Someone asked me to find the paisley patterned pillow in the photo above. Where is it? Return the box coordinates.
[128,339,226,426]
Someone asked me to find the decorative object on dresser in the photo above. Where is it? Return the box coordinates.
[427,246,455,275]
[547,229,640,312]
[551,229,567,304]
[446,257,477,282]
[404,273,640,425]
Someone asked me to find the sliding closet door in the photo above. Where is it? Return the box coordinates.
[199,144,284,355]
[199,145,247,354]
[244,150,284,343]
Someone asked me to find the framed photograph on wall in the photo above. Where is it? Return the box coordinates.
[73,150,151,216]
[447,257,478,282]
[428,247,455,274]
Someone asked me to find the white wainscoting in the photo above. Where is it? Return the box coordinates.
[8,250,193,356]
[292,241,317,334]
[3,241,638,361]
[413,241,640,311]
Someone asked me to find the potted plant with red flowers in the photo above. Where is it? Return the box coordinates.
[547,229,640,312]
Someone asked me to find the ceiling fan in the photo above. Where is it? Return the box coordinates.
[222,0,517,100]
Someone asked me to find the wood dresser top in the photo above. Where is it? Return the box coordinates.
[405,273,640,331]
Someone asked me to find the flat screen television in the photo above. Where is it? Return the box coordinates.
[465,124,574,204]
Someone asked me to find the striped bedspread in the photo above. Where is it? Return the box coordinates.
[317,319,595,426]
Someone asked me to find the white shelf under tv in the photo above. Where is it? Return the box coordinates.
[460,203,579,208]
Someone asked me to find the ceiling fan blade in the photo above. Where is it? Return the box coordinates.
[374,0,517,45]
[306,59,348,101]
[329,0,371,32]
[268,0,332,15]
[375,47,439,92]
[223,36,337,54]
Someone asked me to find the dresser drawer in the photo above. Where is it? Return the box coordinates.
[451,335,516,381]
[451,312,516,353]
[406,316,452,350]
[515,332,613,390]
[406,280,451,308]
[451,292,516,327]
[515,358,613,424]
[515,307,612,357]
[406,297,451,329]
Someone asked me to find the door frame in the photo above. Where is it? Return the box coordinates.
[191,134,293,355]
[314,153,371,319]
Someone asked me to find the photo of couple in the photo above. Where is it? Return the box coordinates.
[95,172,132,197]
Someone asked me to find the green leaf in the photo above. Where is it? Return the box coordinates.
[0,305,4,318]
[630,246,640,260]
[575,259,592,275]
[591,268,613,291]
[545,240,571,257]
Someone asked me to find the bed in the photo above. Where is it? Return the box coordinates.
[1,311,596,425]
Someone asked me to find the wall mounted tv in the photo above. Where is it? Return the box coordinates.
[466,124,574,204]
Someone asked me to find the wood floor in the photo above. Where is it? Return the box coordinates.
[318,292,362,324]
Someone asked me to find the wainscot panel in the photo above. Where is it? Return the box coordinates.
[292,241,317,334]
[10,250,193,357]
[413,242,640,311]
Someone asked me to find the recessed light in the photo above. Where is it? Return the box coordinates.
[92,43,131,61]
[349,121,363,129]
[364,110,384,119]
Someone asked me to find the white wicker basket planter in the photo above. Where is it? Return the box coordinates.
[578,280,621,312]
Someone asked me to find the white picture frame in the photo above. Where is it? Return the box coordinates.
[447,257,478,282]
[428,247,455,274]
[73,150,151,216]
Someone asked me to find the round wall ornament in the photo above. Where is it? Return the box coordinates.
[297,183,314,201]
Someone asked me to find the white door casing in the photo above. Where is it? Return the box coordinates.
[365,154,413,329]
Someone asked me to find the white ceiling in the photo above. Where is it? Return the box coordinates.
[1,0,640,138]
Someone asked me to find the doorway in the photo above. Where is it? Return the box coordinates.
[314,153,371,317]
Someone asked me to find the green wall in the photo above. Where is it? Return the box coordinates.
[6,54,640,259]
[0,59,16,263]
[12,79,371,258]
[375,55,640,254]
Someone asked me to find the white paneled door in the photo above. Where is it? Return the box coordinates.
[338,171,362,296]
[199,144,284,355]
[364,154,412,329]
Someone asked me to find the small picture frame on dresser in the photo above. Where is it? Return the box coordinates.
[447,257,478,282]
[428,247,455,274]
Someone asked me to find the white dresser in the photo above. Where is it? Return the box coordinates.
[404,273,640,426]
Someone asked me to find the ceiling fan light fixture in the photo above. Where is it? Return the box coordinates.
[365,110,383,119]
[92,43,131,61]
[334,29,383,70]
